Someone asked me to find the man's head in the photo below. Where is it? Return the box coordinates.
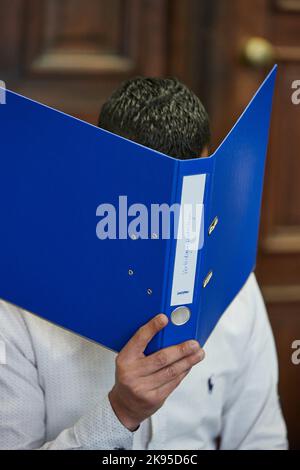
[98,77,210,160]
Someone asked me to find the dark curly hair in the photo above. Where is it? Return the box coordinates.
[98,77,210,160]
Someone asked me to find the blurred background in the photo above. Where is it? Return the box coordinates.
[0,0,299,449]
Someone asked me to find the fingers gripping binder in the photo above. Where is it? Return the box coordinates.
[0,67,277,354]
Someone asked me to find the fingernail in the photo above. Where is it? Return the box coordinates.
[189,340,200,351]
[158,314,168,326]
[199,349,205,360]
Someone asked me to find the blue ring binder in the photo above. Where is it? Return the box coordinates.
[0,66,277,353]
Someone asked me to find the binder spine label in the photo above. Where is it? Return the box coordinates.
[170,174,206,307]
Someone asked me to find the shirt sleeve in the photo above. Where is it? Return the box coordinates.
[219,274,288,450]
[0,300,134,450]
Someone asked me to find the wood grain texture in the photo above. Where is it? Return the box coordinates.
[205,0,300,448]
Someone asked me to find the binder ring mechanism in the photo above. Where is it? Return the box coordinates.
[208,216,218,235]
[203,270,213,288]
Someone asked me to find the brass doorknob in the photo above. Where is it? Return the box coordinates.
[240,37,276,68]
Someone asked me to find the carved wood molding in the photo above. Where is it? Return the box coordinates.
[262,228,300,253]
[274,0,300,13]
[262,284,300,302]
[31,52,134,74]
[276,46,300,62]
[23,0,141,76]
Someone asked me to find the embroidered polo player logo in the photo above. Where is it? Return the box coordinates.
[208,375,215,394]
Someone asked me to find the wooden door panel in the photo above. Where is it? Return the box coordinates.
[269,303,300,449]
[24,0,135,75]
[0,0,169,124]
[206,0,300,449]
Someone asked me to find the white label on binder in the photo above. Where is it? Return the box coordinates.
[170,174,206,306]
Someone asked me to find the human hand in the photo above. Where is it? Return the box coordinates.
[109,314,205,431]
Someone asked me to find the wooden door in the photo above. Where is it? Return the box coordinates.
[0,0,170,123]
[200,0,300,449]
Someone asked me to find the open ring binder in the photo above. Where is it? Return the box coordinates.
[0,66,277,353]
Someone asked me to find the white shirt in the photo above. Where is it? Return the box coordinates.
[0,273,287,450]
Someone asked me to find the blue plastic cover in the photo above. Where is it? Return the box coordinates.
[0,66,277,352]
